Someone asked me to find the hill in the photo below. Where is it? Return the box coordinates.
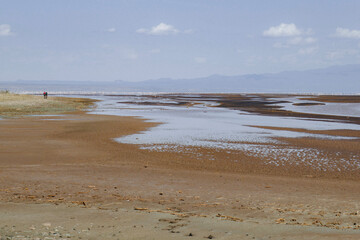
[1,64,360,94]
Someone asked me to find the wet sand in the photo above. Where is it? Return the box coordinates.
[1,108,360,239]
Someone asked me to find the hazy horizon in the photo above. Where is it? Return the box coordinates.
[2,64,360,94]
[0,63,358,83]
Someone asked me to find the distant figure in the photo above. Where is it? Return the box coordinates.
[43,91,48,99]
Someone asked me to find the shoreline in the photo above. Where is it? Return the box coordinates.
[95,93,360,180]
[1,94,360,239]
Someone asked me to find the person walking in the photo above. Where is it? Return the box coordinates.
[43,91,48,99]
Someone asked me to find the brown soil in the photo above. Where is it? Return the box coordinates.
[216,94,360,125]
[1,111,360,239]
[293,102,325,106]
[299,95,360,103]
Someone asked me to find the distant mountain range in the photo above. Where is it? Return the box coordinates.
[2,64,360,94]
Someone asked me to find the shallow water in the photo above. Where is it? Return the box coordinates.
[276,96,360,117]
[67,94,360,171]
[88,95,360,149]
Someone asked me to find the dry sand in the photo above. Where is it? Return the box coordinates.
[0,97,360,239]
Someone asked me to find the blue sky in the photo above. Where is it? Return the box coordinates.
[1,0,360,82]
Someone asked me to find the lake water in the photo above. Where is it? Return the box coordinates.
[59,94,360,171]
[87,95,358,143]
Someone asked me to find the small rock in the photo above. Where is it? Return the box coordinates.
[42,222,52,227]
[207,235,214,239]
[188,232,193,236]
[276,218,285,224]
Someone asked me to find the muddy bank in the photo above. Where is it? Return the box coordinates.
[0,112,360,239]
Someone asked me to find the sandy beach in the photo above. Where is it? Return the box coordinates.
[1,94,360,239]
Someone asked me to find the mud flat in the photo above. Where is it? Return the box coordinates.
[99,93,360,179]
[0,93,360,239]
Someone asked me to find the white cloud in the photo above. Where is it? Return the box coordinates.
[289,37,317,45]
[194,57,207,63]
[263,23,301,37]
[0,24,13,36]
[137,23,179,35]
[298,47,317,55]
[335,27,360,39]
[274,37,317,48]
[273,42,289,48]
[106,28,116,33]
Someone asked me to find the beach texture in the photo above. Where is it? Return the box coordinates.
[0,93,360,239]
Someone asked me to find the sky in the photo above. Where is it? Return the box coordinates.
[1,0,360,82]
